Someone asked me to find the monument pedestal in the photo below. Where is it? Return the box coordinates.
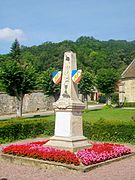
[45,103,90,152]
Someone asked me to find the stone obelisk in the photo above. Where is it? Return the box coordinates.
[45,51,90,152]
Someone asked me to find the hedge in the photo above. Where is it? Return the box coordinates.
[124,102,135,107]
[0,117,135,144]
[0,118,55,143]
[83,119,135,144]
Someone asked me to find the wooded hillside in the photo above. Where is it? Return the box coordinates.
[1,36,135,75]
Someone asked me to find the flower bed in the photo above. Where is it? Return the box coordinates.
[2,140,132,166]
[2,140,80,166]
[77,143,132,165]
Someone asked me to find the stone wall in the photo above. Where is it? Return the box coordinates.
[0,91,55,115]
[119,78,135,103]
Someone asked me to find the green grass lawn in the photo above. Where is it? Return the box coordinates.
[1,108,134,124]
[37,108,134,123]
[36,108,134,124]
[83,108,135,124]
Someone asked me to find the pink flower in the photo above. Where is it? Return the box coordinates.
[77,143,131,165]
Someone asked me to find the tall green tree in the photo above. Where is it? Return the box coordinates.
[10,39,21,62]
[96,69,119,105]
[38,67,61,101]
[79,71,95,108]
[0,40,37,117]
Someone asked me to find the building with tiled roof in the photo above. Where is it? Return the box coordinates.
[119,59,135,103]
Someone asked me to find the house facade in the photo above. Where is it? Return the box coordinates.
[119,59,135,104]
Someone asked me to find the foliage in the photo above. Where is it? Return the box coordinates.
[0,60,36,96]
[1,36,135,104]
[96,69,119,96]
[111,93,119,105]
[124,102,135,107]
[131,114,135,122]
[38,67,61,101]
[83,119,135,144]
[0,117,55,143]
[79,71,95,100]
[96,69,119,104]
[0,40,37,116]
[10,39,21,62]
[22,40,75,71]
[19,36,135,74]
[0,81,4,91]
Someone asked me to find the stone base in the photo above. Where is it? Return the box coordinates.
[44,136,91,152]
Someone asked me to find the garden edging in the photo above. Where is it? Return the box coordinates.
[1,152,135,172]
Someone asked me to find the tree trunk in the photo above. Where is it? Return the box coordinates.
[84,95,88,109]
[16,94,24,117]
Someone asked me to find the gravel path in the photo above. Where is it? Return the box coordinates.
[0,138,135,180]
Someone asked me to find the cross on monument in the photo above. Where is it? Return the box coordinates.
[45,51,90,152]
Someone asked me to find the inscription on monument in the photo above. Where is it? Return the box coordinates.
[62,55,70,98]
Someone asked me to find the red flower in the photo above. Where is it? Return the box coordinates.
[2,140,80,166]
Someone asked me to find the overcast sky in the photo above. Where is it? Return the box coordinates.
[0,0,135,54]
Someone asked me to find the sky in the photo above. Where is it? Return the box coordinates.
[0,0,135,54]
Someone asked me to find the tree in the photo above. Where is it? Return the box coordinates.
[96,69,119,105]
[38,67,61,101]
[19,36,135,75]
[79,71,95,108]
[10,39,21,62]
[0,40,37,117]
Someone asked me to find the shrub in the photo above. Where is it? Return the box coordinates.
[0,113,135,144]
[131,114,135,122]
[124,102,135,107]
[0,118,55,143]
[83,119,135,144]
[111,93,119,105]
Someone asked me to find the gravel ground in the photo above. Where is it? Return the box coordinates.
[0,138,135,180]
